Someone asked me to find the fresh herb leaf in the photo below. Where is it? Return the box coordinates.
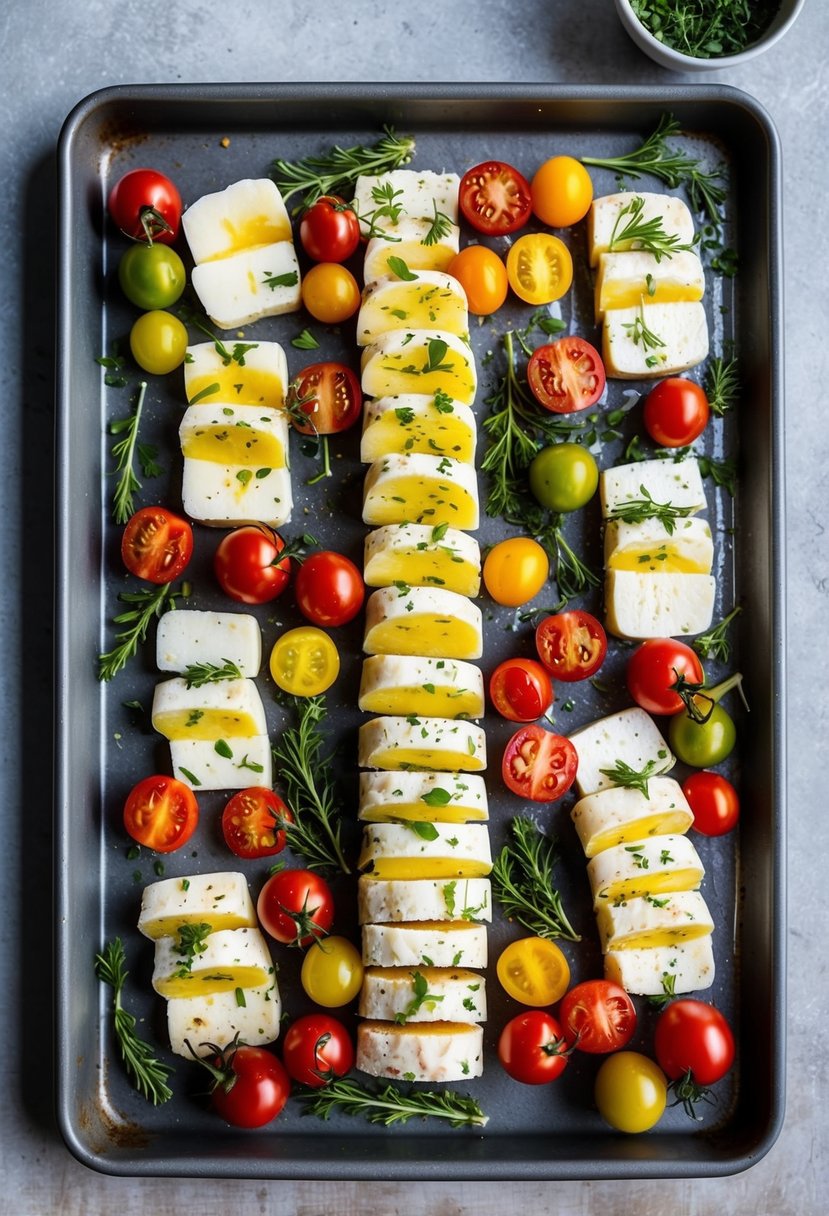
[599,758,662,798]
[421,200,453,247]
[692,605,742,663]
[394,970,445,1024]
[109,381,149,523]
[406,821,440,841]
[705,355,739,416]
[607,484,693,533]
[492,817,580,941]
[294,1077,487,1128]
[263,269,299,290]
[95,939,173,1105]
[609,195,697,261]
[271,127,415,210]
[291,328,320,350]
[98,583,181,682]
[387,255,418,281]
[421,787,452,807]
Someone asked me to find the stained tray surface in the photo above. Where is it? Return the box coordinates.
[55,85,785,1180]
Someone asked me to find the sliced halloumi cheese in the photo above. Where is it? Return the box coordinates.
[364,523,481,597]
[600,456,707,519]
[358,715,487,773]
[363,217,460,286]
[363,452,480,530]
[183,340,288,408]
[138,872,257,940]
[352,169,460,237]
[604,515,713,574]
[358,822,492,880]
[356,1020,484,1083]
[360,393,477,464]
[358,875,491,924]
[181,457,292,527]
[605,569,716,639]
[170,735,272,791]
[156,610,262,677]
[361,921,488,969]
[151,677,266,741]
[358,654,485,719]
[167,981,282,1058]
[569,706,674,799]
[588,192,696,267]
[587,834,704,907]
[596,890,714,953]
[594,250,705,321]
[361,330,477,405]
[152,926,274,999]
[570,777,693,858]
[602,300,709,379]
[191,241,301,329]
[357,272,468,346]
[182,178,293,264]
[363,585,483,661]
[359,967,486,1024]
[604,937,715,996]
[179,403,289,468]
[359,772,489,824]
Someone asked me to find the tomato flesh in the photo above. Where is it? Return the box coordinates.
[121,506,193,584]
[502,725,577,802]
[506,233,573,305]
[269,625,340,696]
[287,362,362,435]
[560,979,637,1054]
[123,774,199,853]
[489,658,553,723]
[527,337,606,414]
[458,161,533,235]
[221,788,293,859]
[496,937,570,1006]
[535,610,607,681]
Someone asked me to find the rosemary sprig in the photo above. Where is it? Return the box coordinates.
[607,485,693,534]
[109,381,149,523]
[599,758,662,798]
[609,195,697,261]
[295,1077,488,1128]
[182,659,243,688]
[705,355,739,416]
[492,817,580,942]
[98,583,181,682]
[692,605,742,663]
[421,199,454,247]
[271,126,416,211]
[95,939,173,1105]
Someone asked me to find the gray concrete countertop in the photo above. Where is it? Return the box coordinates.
[2,0,826,1211]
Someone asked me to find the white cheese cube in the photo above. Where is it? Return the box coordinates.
[363,523,481,597]
[361,329,477,406]
[604,515,713,574]
[151,677,267,741]
[183,340,288,408]
[358,715,487,773]
[363,217,460,286]
[182,178,292,264]
[152,926,274,998]
[588,192,696,266]
[356,1020,484,1083]
[352,169,460,237]
[596,890,714,952]
[603,301,709,378]
[170,735,272,791]
[156,610,262,677]
[605,570,716,639]
[360,393,477,464]
[138,871,256,940]
[362,451,480,530]
[604,938,715,996]
[587,834,704,907]
[569,706,674,798]
[181,457,292,528]
[600,457,707,519]
[356,271,469,346]
[570,777,693,858]
[167,981,282,1058]
[191,241,301,329]
[359,967,486,1024]
[358,654,485,719]
[594,249,705,321]
[179,403,289,470]
[358,822,492,880]
[361,921,488,969]
[358,875,492,924]
[363,585,483,661]
[358,772,489,824]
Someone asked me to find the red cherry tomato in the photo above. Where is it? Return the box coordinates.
[458,160,533,235]
[206,1043,290,1129]
[527,337,606,414]
[498,1010,570,1084]
[299,195,361,263]
[257,868,334,947]
[286,361,362,435]
[107,168,182,244]
[682,771,740,835]
[489,658,554,723]
[120,506,193,584]
[213,525,293,605]
[654,1000,735,1090]
[282,1013,355,1088]
[559,979,637,1054]
[502,725,578,802]
[294,551,364,627]
[626,637,705,716]
[221,788,294,859]
[535,610,607,682]
[123,775,198,853]
[643,378,710,448]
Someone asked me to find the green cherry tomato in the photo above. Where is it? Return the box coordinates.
[529,443,598,513]
[668,703,737,767]
[300,935,364,1007]
[129,309,189,374]
[118,242,186,310]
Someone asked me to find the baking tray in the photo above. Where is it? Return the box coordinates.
[55,83,786,1180]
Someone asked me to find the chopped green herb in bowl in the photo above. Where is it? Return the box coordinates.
[613,0,805,70]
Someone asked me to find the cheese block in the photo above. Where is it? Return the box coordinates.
[352,170,460,237]
[602,301,709,379]
[360,393,477,464]
[152,926,274,999]
[604,937,715,996]
[170,734,272,791]
[363,217,460,286]
[569,706,674,798]
[587,834,704,906]
[358,654,485,719]
[358,876,492,923]
[358,715,486,773]
[181,457,292,527]
[363,585,483,660]
[191,241,301,329]
[596,890,714,952]
[594,250,705,321]
[605,570,716,639]
[359,967,486,1024]
[604,515,713,574]
[361,921,488,969]
[570,777,693,857]
[183,340,288,408]
[156,610,261,677]
[358,771,489,823]
[363,523,481,597]
[179,403,289,469]
[356,1020,483,1083]
[167,981,282,1058]
[600,456,707,519]
[358,822,492,880]
[357,272,469,346]
[588,192,696,266]
[151,677,266,741]
[361,330,477,405]
[182,178,293,264]
[362,451,480,529]
[138,872,257,940]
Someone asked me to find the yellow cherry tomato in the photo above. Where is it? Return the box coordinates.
[301,262,360,323]
[531,156,594,228]
[301,935,364,1007]
[448,245,508,315]
[269,626,340,696]
[483,537,549,607]
[506,233,573,305]
[496,936,570,1006]
[129,309,188,374]
[594,1052,668,1133]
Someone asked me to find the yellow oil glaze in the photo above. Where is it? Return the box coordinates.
[359,282,468,344]
[362,346,476,405]
[602,922,713,951]
[359,801,487,824]
[181,424,286,467]
[141,910,255,940]
[202,213,292,260]
[358,683,483,720]
[364,239,456,284]
[597,868,703,904]
[152,707,261,741]
[186,370,285,406]
[364,546,480,598]
[364,614,481,660]
[582,810,694,858]
[155,964,269,999]
[361,402,475,463]
[596,277,703,318]
[363,473,478,529]
[358,855,491,881]
[364,743,486,773]
[606,544,707,574]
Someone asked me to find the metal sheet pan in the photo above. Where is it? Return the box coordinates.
[55,83,786,1180]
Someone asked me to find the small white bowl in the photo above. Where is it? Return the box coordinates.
[612,0,806,71]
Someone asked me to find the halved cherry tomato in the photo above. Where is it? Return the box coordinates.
[506,233,573,305]
[535,610,607,682]
[301,262,360,323]
[682,771,740,835]
[482,537,549,607]
[221,787,293,859]
[559,979,637,1054]
[531,156,594,228]
[299,195,360,263]
[489,658,553,723]
[527,337,606,414]
[626,637,705,716]
[458,161,533,236]
[257,868,334,947]
[108,168,182,244]
[301,936,364,1007]
[501,725,578,802]
[286,361,362,435]
[213,525,293,604]
[282,1013,355,1088]
[269,626,340,696]
[498,1010,570,1085]
[496,937,570,1006]
[123,774,198,853]
[294,551,364,627]
[447,246,508,315]
[121,506,193,584]
[594,1052,667,1133]
[643,378,710,448]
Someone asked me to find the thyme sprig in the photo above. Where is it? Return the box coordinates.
[599,758,663,798]
[295,1077,488,1128]
[98,582,183,682]
[422,200,454,247]
[609,195,698,261]
[95,939,173,1105]
[109,380,149,523]
[607,485,693,533]
[492,817,580,942]
[692,605,742,663]
[271,127,416,211]
[182,659,243,688]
